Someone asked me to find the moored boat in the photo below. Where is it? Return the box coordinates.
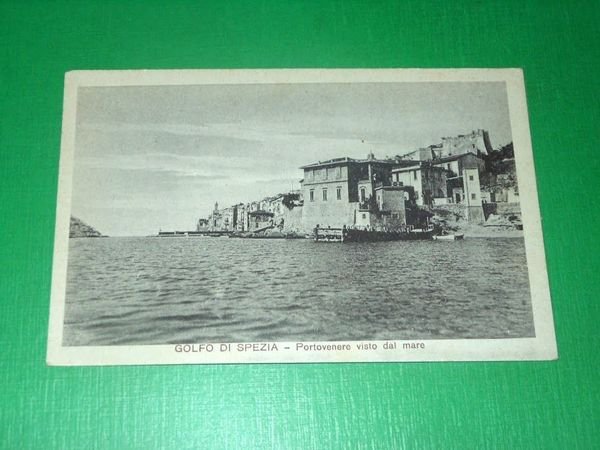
[433,233,464,241]
[314,226,434,243]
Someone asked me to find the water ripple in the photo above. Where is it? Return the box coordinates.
[63,237,535,345]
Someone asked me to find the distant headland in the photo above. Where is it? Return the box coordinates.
[70,216,106,238]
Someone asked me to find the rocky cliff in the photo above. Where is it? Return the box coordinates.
[70,216,105,238]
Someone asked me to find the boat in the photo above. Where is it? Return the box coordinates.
[157,230,232,238]
[432,233,464,241]
[229,229,300,239]
[314,226,434,243]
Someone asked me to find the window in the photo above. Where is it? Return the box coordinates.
[336,166,342,179]
[447,163,451,170]
[471,193,476,200]
[469,175,474,181]
[336,186,342,200]
[362,213,366,219]
[413,170,417,180]
[309,190,314,202]
[307,170,313,181]
[323,168,328,180]
[322,189,328,201]
[360,187,366,202]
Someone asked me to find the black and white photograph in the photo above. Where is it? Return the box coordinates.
[47,69,557,365]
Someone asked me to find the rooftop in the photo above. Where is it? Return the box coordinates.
[391,163,449,173]
[433,151,480,164]
[299,155,401,170]
[391,163,421,173]
[374,185,410,191]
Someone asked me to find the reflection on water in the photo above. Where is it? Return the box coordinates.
[63,237,534,345]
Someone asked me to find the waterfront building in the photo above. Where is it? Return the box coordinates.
[388,130,493,221]
[205,202,241,231]
[436,153,486,222]
[391,163,449,206]
[248,210,274,231]
[196,218,209,231]
[262,193,303,231]
[392,150,486,221]
[234,203,246,231]
[433,152,485,179]
[458,167,484,221]
[197,131,497,231]
[201,191,304,234]
[482,159,520,204]
[391,152,485,206]
[221,206,237,230]
[355,185,416,229]
[208,202,222,229]
[300,152,416,230]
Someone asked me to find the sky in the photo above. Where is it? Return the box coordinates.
[71,81,512,236]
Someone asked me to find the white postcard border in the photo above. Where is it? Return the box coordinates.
[47,69,557,365]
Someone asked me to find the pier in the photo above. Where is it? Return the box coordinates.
[157,230,233,237]
[313,226,434,243]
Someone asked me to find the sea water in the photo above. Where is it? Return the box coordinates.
[63,237,535,345]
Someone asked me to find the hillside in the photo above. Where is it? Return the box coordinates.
[70,216,105,238]
[480,142,518,194]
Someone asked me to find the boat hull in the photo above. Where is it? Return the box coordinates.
[314,227,434,243]
[433,233,464,241]
[344,229,433,242]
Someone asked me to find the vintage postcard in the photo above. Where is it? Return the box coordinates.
[47,69,557,365]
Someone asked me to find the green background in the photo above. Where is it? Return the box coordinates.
[1,1,598,448]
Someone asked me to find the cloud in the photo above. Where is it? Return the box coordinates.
[77,119,377,154]
[71,81,513,235]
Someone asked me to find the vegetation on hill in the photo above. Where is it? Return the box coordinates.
[480,142,518,194]
[70,216,105,238]
[281,192,302,209]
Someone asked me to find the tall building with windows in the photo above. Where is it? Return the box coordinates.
[299,153,415,229]
[392,164,449,206]
[391,152,485,221]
